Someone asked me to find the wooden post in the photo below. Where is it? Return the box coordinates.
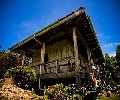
[39,64,42,75]
[39,42,45,90]
[68,58,70,71]
[97,64,100,73]
[76,76,81,89]
[41,42,45,74]
[39,77,41,90]
[70,59,72,71]
[22,51,25,66]
[87,48,91,73]
[39,64,42,90]
[72,27,79,72]
[55,61,58,74]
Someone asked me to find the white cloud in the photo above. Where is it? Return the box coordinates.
[19,19,33,28]
[97,33,103,37]
[13,19,43,40]
[105,42,120,47]
[43,4,70,26]
[105,43,113,47]
[109,52,116,57]
[19,19,41,30]
[97,33,111,39]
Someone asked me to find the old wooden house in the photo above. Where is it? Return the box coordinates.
[10,7,104,89]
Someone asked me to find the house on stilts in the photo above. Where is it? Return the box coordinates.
[9,7,104,90]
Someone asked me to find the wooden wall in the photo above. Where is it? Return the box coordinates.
[32,49,41,66]
[32,39,90,74]
[46,39,73,61]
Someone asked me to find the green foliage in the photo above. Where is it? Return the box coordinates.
[104,53,116,69]
[0,51,20,79]
[104,52,120,84]
[4,66,37,90]
[109,80,117,86]
[116,45,120,83]
[116,44,120,66]
[0,79,4,88]
[44,83,82,100]
[99,93,120,100]
[104,53,118,84]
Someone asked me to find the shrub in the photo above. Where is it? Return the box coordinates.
[44,83,82,100]
[109,80,117,86]
[0,79,4,88]
[4,66,37,90]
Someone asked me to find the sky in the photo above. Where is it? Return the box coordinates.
[0,0,120,56]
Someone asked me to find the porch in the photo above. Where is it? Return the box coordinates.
[31,56,92,79]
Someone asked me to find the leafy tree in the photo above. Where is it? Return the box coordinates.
[116,44,120,67]
[0,50,21,79]
[104,53,111,67]
[0,51,12,78]
[103,53,118,84]
[4,66,37,90]
[116,44,120,83]
[104,49,120,84]
[0,49,32,79]
[104,53,116,69]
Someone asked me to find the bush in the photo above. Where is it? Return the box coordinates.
[0,79,4,88]
[4,66,37,90]
[44,83,82,100]
[109,80,117,86]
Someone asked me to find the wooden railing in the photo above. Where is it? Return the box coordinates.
[32,56,93,76]
[39,56,75,74]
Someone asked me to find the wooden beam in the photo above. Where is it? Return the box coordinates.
[72,27,79,72]
[34,38,42,45]
[76,28,88,48]
[40,71,78,79]
[90,46,99,52]
[39,77,41,90]
[76,76,81,89]
[76,15,83,24]
[41,42,45,74]
[84,34,93,37]
[39,64,42,75]
[76,28,98,68]
[96,57,103,61]
[55,61,58,74]
[76,28,92,70]
[86,38,95,41]
[45,29,69,43]
[77,31,97,60]
[87,48,91,69]
[22,51,25,66]
[76,76,79,89]
[38,42,45,90]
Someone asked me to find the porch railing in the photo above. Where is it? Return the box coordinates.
[43,56,75,74]
[32,56,93,76]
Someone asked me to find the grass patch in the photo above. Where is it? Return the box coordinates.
[100,96,120,100]
[99,93,120,100]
